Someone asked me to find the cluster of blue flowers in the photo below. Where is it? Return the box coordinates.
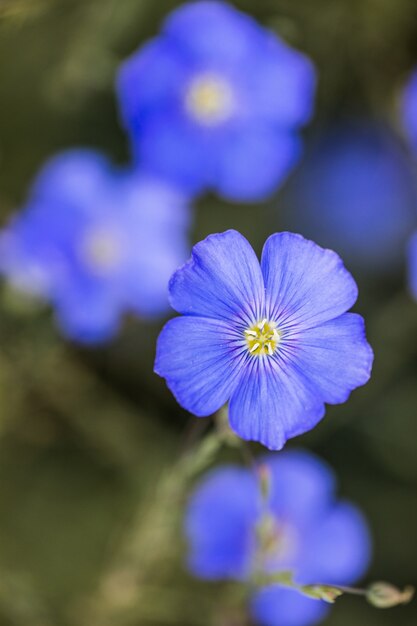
[0,1,315,342]
[1,2,416,624]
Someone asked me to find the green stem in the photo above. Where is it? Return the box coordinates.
[79,422,226,625]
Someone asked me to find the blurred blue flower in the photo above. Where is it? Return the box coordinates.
[281,120,417,273]
[408,232,417,300]
[155,230,373,449]
[0,150,190,343]
[186,450,371,626]
[116,1,316,202]
[402,69,417,154]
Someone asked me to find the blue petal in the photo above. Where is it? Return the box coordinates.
[154,315,246,416]
[30,149,110,211]
[251,586,329,626]
[125,244,187,316]
[408,232,417,300]
[228,355,325,450]
[301,502,372,584]
[56,288,120,344]
[290,313,373,404]
[261,232,358,329]
[262,451,335,529]
[111,173,191,316]
[247,38,316,126]
[163,1,262,66]
[138,110,212,193]
[169,230,264,323]
[402,69,417,153]
[185,466,259,579]
[217,129,301,201]
[116,39,189,131]
[0,214,57,297]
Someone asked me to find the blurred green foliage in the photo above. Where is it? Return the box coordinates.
[0,0,417,624]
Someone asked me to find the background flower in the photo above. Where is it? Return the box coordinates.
[116,1,316,201]
[402,68,417,154]
[0,149,190,343]
[279,120,417,274]
[186,450,372,626]
[155,230,373,449]
[408,233,417,300]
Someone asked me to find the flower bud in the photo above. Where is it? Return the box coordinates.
[366,582,414,608]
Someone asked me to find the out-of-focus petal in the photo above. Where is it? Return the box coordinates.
[263,451,335,528]
[185,466,259,578]
[301,502,372,584]
[217,128,301,201]
[30,149,110,212]
[164,1,262,66]
[247,38,316,126]
[56,286,121,344]
[251,586,329,626]
[117,39,188,129]
[402,69,417,153]
[138,111,212,193]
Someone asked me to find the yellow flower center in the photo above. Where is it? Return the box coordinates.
[185,74,234,125]
[245,319,281,357]
[81,228,121,275]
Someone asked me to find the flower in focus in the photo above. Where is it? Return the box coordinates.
[185,450,371,626]
[155,230,373,450]
[116,1,316,201]
[280,120,417,273]
[0,150,190,343]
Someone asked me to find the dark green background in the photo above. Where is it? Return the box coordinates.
[0,0,416,624]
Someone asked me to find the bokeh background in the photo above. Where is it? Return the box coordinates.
[1,0,417,624]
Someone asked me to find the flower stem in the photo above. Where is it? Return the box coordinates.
[79,418,227,625]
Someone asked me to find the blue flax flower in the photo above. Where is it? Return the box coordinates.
[186,450,371,626]
[281,120,417,273]
[116,1,316,201]
[155,230,373,450]
[0,150,190,343]
[402,68,417,154]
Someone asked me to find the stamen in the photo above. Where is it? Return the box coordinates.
[245,319,281,357]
